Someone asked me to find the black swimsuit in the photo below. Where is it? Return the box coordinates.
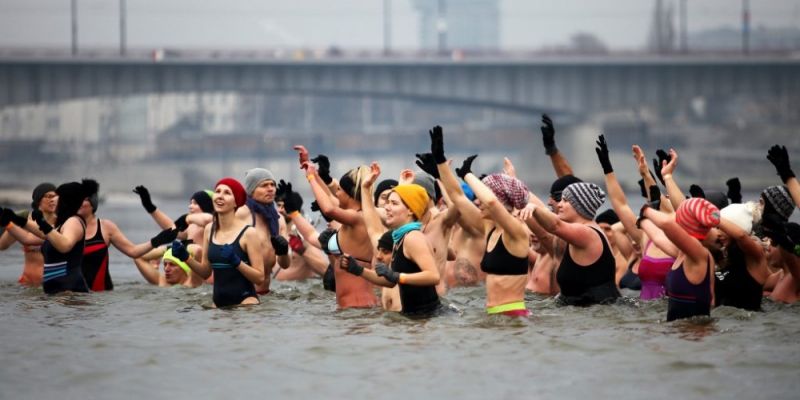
[82,219,113,291]
[714,243,762,311]
[556,227,620,306]
[207,225,257,307]
[42,218,89,295]
[392,234,440,316]
[480,228,528,276]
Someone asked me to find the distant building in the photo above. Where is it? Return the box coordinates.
[412,0,499,51]
[689,26,800,51]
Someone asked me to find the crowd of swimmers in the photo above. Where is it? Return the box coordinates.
[2,115,800,321]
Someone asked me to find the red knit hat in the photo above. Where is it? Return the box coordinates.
[216,177,247,209]
[676,197,720,239]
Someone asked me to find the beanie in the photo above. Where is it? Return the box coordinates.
[393,184,430,220]
[244,168,275,196]
[562,182,606,220]
[216,177,247,209]
[676,198,721,240]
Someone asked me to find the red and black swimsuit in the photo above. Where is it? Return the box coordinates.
[82,219,113,291]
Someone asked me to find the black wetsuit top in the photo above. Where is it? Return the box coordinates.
[480,228,528,276]
[619,257,642,290]
[82,219,113,291]
[714,244,763,311]
[556,227,620,306]
[208,225,257,307]
[393,234,440,316]
[41,218,89,294]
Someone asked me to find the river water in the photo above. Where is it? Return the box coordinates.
[1,200,799,400]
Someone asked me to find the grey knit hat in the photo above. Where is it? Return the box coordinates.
[562,182,606,220]
[244,168,275,196]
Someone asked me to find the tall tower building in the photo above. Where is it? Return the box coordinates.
[413,0,500,51]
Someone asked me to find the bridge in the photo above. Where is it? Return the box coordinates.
[1,54,798,114]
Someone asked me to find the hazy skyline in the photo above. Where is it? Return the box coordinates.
[1,0,798,51]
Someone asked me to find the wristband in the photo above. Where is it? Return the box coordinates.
[289,211,300,218]
[307,175,314,182]
[398,273,407,284]
[662,174,672,180]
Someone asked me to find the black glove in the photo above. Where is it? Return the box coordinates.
[375,263,400,285]
[173,214,189,232]
[456,154,478,179]
[726,178,742,204]
[219,244,242,267]
[271,235,289,256]
[415,152,440,179]
[786,222,800,256]
[2,208,28,228]
[595,134,613,174]
[310,200,320,212]
[637,179,648,198]
[31,209,52,235]
[150,228,178,248]
[652,149,671,186]
[541,114,557,155]
[647,185,662,211]
[279,180,303,214]
[689,184,706,199]
[311,154,333,185]
[170,240,190,262]
[133,185,157,213]
[429,125,446,164]
[767,144,795,183]
[341,255,364,276]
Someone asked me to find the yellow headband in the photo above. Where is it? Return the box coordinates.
[393,184,430,220]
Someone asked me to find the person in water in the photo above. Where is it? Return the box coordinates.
[172,178,265,308]
[133,245,205,288]
[0,182,57,286]
[341,184,441,317]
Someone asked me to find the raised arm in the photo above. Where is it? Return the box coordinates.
[132,186,174,229]
[462,171,529,248]
[106,219,177,258]
[767,145,800,208]
[302,161,361,226]
[528,204,599,249]
[360,162,388,249]
[660,149,686,210]
[641,206,707,263]
[540,114,574,177]
[596,135,644,244]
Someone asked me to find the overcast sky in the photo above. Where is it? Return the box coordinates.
[1,0,798,51]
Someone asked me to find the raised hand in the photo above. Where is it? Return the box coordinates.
[415,152,440,179]
[150,228,178,248]
[767,145,795,183]
[170,240,190,262]
[293,145,310,168]
[219,244,242,267]
[429,125,446,164]
[1,208,28,228]
[173,214,189,232]
[362,162,381,189]
[271,235,289,256]
[280,181,304,214]
[726,178,742,204]
[595,134,613,174]
[689,184,706,199]
[133,185,157,213]
[31,209,52,234]
[375,263,400,284]
[658,149,678,180]
[541,114,557,155]
[339,255,364,276]
[503,157,517,178]
[652,149,672,186]
[632,145,649,176]
[311,154,333,184]
[456,154,478,179]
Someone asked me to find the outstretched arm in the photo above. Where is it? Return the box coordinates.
[660,149,686,210]
[360,162,388,249]
[540,114,574,177]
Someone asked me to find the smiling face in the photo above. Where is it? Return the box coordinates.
[383,192,414,228]
[39,191,58,214]
[251,179,276,204]
[557,199,581,222]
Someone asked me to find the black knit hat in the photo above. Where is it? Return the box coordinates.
[595,209,619,225]
[550,175,583,201]
[374,179,398,206]
[377,230,394,251]
[31,182,56,209]
[55,181,91,227]
[762,185,794,221]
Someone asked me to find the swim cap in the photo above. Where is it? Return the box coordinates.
[481,173,529,210]
[162,247,191,275]
[562,182,606,220]
[31,182,56,209]
[216,178,247,209]
[676,198,720,240]
[393,184,430,220]
[244,168,275,196]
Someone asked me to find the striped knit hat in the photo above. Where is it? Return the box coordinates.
[761,185,794,221]
[676,197,720,239]
[481,173,529,210]
[562,182,606,219]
